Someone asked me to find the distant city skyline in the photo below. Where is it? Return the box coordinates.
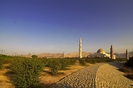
[0,0,133,55]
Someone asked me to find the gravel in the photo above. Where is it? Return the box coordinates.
[50,63,103,88]
[50,62,133,88]
[96,62,133,88]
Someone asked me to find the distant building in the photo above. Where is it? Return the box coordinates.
[96,48,110,58]
[126,49,129,60]
[79,38,82,59]
[110,45,116,59]
[88,47,116,59]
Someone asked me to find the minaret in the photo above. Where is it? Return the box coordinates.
[126,49,129,60]
[79,38,82,59]
[63,52,65,58]
[110,45,114,59]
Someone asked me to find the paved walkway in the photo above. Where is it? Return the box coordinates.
[50,62,133,88]
[96,62,133,88]
[50,63,103,88]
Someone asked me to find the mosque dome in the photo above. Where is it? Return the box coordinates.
[97,48,105,54]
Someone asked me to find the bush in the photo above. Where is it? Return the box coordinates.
[41,58,48,66]
[0,58,4,69]
[86,59,96,64]
[60,59,68,70]
[68,58,76,65]
[48,59,61,75]
[32,55,38,58]
[10,58,43,88]
[3,59,13,64]
[44,58,76,75]
[79,59,86,65]
[85,58,119,63]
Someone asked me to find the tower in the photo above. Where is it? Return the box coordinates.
[110,45,115,59]
[126,49,129,60]
[63,52,65,58]
[79,38,82,59]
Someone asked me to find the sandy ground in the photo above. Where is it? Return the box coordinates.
[0,61,87,88]
[0,64,15,88]
[39,60,87,88]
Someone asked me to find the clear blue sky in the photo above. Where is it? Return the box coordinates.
[0,0,133,55]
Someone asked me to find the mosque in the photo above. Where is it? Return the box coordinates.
[96,48,116,59]
[38,38,129,59]
[79,38,116,59]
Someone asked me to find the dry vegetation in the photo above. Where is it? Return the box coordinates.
[0,54,130,88]
[0,60,88,88]
[40,61,87,88]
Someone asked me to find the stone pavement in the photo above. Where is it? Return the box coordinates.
[50,63,103,88]
[50,62,133,88]
[96,62,133,88]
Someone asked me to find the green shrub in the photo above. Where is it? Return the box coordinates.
[44,58,76,75]
[60,58,76,69]
[0,58,4,69]
[3,59,13,64]
[32,55,38,58]
[79,59,86,65]
[60,59,68,70]
[48,59,61,75]
[64,58,76,65]
[69,59,76,65]
[41,58,48,66]
[86,59,96,64]
[85,58,118,63]
[10,58,43,88]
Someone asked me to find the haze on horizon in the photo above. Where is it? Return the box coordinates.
[0,0,133,55]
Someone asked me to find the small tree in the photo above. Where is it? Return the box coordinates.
[48,59,61,75]
[10,58,43,88]
[32,55,38,58]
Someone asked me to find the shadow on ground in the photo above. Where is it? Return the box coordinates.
[39,82,74,88]
[108,62,125,68]
[49,82,73,88]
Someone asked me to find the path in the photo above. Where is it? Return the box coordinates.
[50,63,103,88]
[50,62,133,88]
[96,62,133,88]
